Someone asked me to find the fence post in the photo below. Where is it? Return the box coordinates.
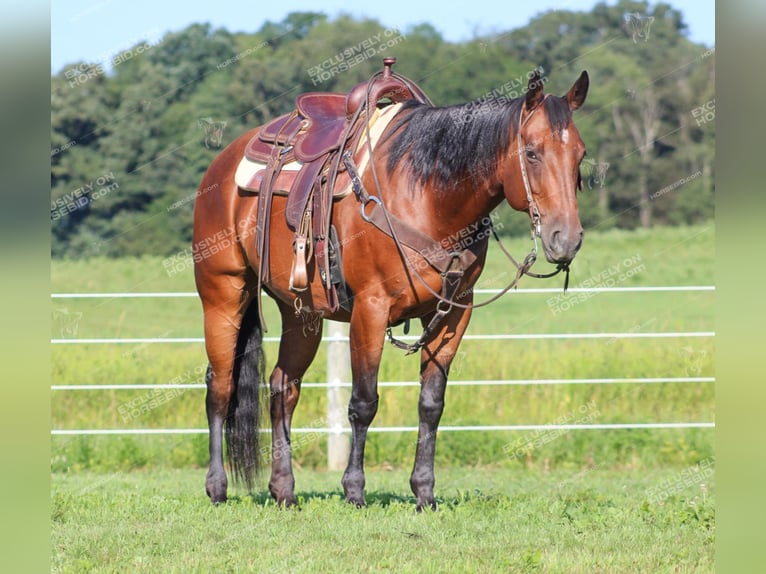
[326,320,350,470]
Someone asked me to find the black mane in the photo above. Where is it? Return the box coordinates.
[384,95,573,192]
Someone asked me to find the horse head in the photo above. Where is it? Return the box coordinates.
[502,70,589,266]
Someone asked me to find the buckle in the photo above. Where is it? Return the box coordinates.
[360,195,382,222]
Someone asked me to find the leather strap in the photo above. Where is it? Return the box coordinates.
[386,255,464,355]
[254,111,301,330]
[345,150,478,275]
[361,199,478,274]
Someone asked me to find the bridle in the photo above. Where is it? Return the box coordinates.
[342,91,571,354]
[511,94,571,287]
[517,97,544,252]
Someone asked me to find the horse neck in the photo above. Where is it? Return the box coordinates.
[420,175,505,240]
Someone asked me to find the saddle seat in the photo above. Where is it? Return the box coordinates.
[245,93,348,165]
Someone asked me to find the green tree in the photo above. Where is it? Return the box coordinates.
[50,7,714,258]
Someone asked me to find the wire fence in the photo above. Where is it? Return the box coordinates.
[51,286,715,436]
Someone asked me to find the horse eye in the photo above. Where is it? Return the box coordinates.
[526,150,538,161]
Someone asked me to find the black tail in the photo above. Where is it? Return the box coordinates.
[225,299,266,492]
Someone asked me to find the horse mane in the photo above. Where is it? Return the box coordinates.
[383,95,573,193]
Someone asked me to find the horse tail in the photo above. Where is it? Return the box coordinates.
[225,298,266,491]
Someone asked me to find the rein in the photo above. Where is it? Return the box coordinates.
[344,94,569,354]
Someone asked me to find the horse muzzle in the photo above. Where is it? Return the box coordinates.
[541,225,583,265]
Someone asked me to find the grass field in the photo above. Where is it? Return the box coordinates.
[51,223,714,472]
[51,223,715,572]
[51,467,715,573]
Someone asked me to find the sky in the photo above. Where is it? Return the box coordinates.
[51,0,715,74]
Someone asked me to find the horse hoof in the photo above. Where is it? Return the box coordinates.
[345,496,366,508]
[206,480,228,504]
[277,496,299,509]
[416,500,437,512]
[207,490,228,505]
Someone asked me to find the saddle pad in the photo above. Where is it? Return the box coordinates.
[234,102,403,196]
[234,157,302,195]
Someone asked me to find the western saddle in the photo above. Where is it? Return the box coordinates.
[245,58,430,317]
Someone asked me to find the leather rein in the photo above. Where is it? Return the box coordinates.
[343,90,569,354]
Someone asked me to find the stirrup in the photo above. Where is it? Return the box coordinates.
[289,235,309,292]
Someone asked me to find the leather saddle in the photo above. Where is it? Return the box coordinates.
[247,57,431,314]
[245,93,350,231]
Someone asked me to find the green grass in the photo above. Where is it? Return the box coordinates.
[51,223,714,471]
[51,467,715,573]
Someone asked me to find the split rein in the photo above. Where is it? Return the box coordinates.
[343,87,569,354]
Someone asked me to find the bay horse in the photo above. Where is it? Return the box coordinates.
[193,66,589,510]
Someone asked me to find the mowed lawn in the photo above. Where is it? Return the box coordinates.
[51,467,714,573]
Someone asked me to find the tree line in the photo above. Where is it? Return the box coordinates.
[51,0,714,258]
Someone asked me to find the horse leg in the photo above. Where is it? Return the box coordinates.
[200,278,251,504]
[341,304,387,506]
[411,306,473,510]
[267,302,323,506]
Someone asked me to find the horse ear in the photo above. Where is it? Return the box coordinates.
[565,71,589,111]
[524,70,545,111]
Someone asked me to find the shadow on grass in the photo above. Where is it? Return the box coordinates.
[226,487,503,510]
[226,489,415,508]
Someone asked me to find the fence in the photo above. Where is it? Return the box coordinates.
[51,286,715,466]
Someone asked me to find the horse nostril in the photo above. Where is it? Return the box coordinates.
[549,228,582,259]
[550,230,562,251]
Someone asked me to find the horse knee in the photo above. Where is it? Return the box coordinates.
[418,388,445,425]
[348,394,379,426]
[269,370,301,413]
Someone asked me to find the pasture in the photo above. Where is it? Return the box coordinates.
[51,223,715,571]
[51,467,714,572]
